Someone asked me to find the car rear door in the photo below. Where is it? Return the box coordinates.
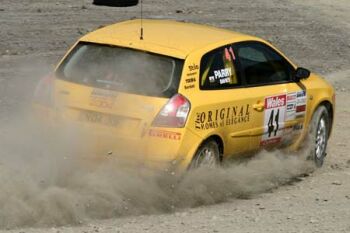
[191,44,264,157]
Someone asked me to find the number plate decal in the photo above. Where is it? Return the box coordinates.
[79,111,121,128]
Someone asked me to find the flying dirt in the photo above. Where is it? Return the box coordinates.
[0,111,314,229]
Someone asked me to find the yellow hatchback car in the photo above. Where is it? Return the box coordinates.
[34,19,335,171]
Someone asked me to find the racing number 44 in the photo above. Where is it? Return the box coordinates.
[268,109,280,137]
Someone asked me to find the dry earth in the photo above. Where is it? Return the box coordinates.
[0,0,350,232]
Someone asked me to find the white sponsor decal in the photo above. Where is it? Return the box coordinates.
[261,94,286,146]
[261,90,307,146]
[285,92,297,121]
[287,92,297,101]
[297,97,307,105]
[297,91,306,98]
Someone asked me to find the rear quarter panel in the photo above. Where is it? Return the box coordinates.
[178,49,256,159]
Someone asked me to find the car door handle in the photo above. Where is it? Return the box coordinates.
[253,103,265,112]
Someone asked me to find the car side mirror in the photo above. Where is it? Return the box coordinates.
[294,67,310,82]
[93,0,139,7]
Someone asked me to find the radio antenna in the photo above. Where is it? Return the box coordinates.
[140,0,144,40]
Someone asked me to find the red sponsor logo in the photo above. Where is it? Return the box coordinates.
[265,95,286,109]
[296,105,306,112]
[149,129,181,140]
[287,94,296,101]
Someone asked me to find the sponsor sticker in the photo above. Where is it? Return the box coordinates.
[90,89,117,109]
[187,72,197,77]
[285,92,297,121]
[297,97,307,105]
[195,105,250,130]
[149,129,181,140]
[261,94,286,146]
[261,90,307,147]
[287,92,297,101]
[295,90,307,117]
[188,64,199,72]
[297,90,306,98]
[184,84,195,90]
[185,77,196,83]
[296,105,306,113]
[287,103,296,112]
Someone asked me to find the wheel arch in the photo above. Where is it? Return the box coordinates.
[197,134,224,160]
[186,134,225,170]
[315,100,334,137]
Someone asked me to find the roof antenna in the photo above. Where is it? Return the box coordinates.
[140,0,144,40]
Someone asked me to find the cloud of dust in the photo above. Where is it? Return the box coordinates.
[0,114,315,229]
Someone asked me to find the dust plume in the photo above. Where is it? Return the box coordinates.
[0,114,315,229]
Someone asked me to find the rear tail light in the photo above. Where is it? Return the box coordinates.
[152,94,191,128]
[33,73,55,107]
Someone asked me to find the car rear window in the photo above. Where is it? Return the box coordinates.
[56,42,184,97]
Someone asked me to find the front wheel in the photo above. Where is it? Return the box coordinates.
[189,140,221,169]
[308,105,330,167]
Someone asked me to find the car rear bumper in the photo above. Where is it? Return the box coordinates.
[32,104,202,173]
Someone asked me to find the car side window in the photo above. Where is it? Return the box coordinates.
[234,42,294,85]
[200,45,241,89]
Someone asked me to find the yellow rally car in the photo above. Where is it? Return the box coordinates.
[34,19,335,171]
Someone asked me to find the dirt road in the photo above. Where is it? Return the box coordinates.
[0,0,349,232]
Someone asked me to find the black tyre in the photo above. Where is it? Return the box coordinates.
[93,0,139,7]
[308,105,330,167]
[190,140,221,169]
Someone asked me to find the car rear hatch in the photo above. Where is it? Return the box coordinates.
[52,42,184,160]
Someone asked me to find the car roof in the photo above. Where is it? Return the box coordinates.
[80,19,259,59]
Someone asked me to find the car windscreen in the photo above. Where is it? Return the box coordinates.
[56,42,184,97]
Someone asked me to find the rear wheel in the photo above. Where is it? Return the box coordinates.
[308,105,330,167]
[190,140,221,169]
[93,0,139,7]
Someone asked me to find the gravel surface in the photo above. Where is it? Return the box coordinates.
[0,0,349,232]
